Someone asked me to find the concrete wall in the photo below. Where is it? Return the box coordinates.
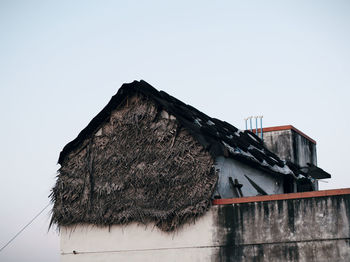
[212,193,350,261]
[264,130,294,163]
[263,129,317,167]
[215,156,284,198]
[60,190,350,262]
[291,130,317,167]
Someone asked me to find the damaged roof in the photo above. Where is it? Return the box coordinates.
[58,80,294,177]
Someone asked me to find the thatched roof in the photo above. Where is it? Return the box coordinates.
[51,80,295,231]
[58,80,293,177]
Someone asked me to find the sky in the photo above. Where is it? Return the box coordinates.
[0,0,350,261]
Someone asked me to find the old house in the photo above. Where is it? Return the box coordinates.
[52,80,347,262]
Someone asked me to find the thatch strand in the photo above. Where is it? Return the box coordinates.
[50,95,217,231]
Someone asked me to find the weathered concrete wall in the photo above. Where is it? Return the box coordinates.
[215,156,284,198]
[212,194,350,261]
[291,130,317,167]
[264,130,294,163]
[263,129,317,168]
[60,191,350,262]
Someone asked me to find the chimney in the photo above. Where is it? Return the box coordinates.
[249,124,331,192]
[260,125,317,168]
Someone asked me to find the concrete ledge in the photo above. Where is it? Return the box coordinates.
[251,125,317,144]
[213,188,350,205]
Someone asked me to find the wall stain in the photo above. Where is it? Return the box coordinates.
[212,195,350,261]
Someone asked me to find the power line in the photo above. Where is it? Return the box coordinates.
[0,202,51,252]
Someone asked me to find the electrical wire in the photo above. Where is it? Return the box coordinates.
[0,202,51,252]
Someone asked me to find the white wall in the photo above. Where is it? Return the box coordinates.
[215,156,284,198]
[60,209,217,262]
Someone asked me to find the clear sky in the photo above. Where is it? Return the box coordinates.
[1,1,349,261]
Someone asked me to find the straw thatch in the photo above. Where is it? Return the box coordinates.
[51,94,217,231]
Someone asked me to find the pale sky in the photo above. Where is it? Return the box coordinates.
[1,1,350,261]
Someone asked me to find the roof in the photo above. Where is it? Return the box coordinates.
[58,80,294,177]
[301,164,331,179]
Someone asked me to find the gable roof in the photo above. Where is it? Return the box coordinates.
[58,80,294,177]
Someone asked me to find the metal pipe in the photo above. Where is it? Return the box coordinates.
[260,116,263,141]
[255,117,258,135]
[249,117,253,132]
[245,118,248,130]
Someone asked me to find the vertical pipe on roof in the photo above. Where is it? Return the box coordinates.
[245,118,248,130]
[260,116,263,141]
[255,117,258,135]
[250,117,253,132]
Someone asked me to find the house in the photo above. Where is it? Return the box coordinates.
[52,80,340,262]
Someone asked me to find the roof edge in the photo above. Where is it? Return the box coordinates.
[252,125,316,145]
[58,80,150,164]
[213,188,350,205]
